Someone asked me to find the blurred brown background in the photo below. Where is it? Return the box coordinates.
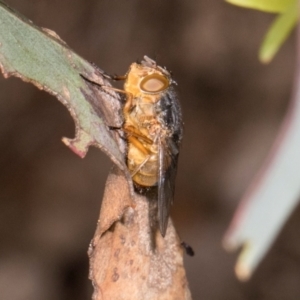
[0,0,298,299]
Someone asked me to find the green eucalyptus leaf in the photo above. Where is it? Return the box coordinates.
[259,1,298,63]
[0,0,127,171]
[224,21,300,279]
[226,0,295,13]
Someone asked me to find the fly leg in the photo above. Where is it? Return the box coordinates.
[80,73,136,115]
[102,73,127,81]
[123,125,153,145]
[123,124,154,176]
[130,155,151,178]
[108,125,127,142]
[99,85,134,113]
[127,136,150,156]
[126,135,151,176]
[128,136,151,177]
[80,73,133,104]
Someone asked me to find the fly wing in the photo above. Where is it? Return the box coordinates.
[157,137,180,236]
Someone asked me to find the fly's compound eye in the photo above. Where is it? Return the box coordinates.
[140,74,169,94]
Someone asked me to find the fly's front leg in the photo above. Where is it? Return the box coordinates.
[103,74,127,81]
[98,84,134,114]
[95,84,133,103]
[99,72,133,113]
[80,74,132,103]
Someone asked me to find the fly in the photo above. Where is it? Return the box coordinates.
[83,56,183,237]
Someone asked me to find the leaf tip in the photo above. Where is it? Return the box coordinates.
[235,262,251,281]
[234,241,256,281]
[259,50,273,64]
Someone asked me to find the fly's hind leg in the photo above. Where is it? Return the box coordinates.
[126,135,151,177]
[124,125,154,178]
[131,155,151,178]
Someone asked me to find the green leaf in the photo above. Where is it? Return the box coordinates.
[259,1,298,63]
[224,21,300,278]
[226,0,295,13]
[0,0,127,171]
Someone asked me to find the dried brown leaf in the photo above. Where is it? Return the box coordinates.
[89,170,192,300]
